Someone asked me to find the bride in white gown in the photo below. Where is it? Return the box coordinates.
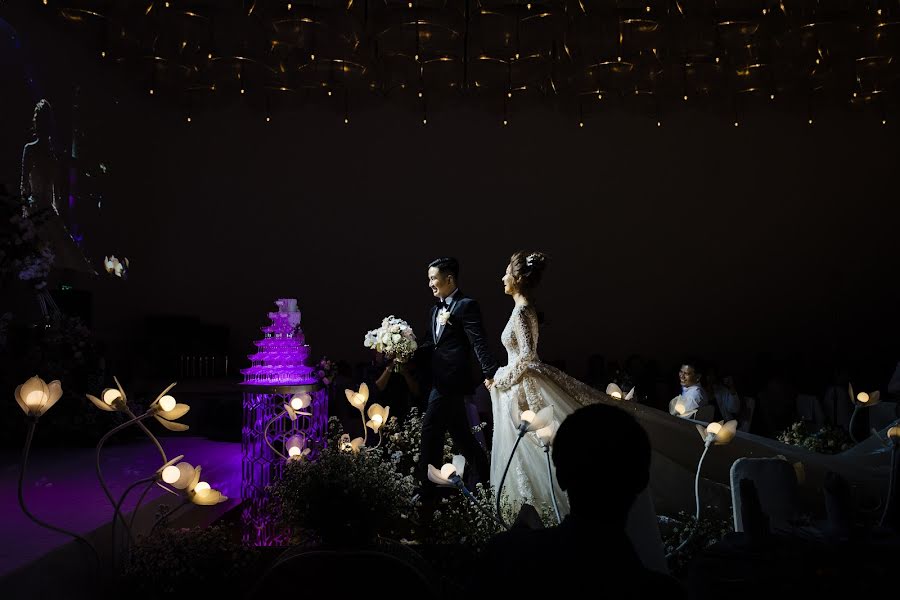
[488,251,667,572]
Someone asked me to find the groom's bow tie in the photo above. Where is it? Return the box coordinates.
[436,299,450,309]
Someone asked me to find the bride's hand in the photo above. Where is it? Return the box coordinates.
[484,378,494,390]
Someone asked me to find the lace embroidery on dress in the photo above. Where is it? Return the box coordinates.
[495,305,600,408]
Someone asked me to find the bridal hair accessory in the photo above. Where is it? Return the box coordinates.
[525,253,541,268]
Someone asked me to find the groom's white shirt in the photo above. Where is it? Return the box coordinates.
[435,288,460,340]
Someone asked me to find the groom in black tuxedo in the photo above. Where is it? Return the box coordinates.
[418,257,498,500]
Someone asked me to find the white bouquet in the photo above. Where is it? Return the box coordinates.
[364,315,418,371]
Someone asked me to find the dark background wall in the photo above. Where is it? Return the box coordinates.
[2,4,898,387]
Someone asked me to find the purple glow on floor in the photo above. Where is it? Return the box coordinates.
[0,435,241,578]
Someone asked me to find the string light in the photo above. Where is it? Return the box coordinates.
[508,92,512,98]
[734,121,739,127]
[503,119,508,126]
[527,2,532,8]
[165,1,169,7]
[597,93,603,100]
[208,53,212,59]
[657,121,661,127]
[101,51,106,58]
[683,94,688,101]
[328,90,332,96]
[515,53,520,60]
[266,116,271,122]
[808,118,813,125]
[149,88,154,95]
[646,5,651,12]
[423,118,427,125]
[408,1,412,6]
[187,116,192,123]
[414,54,419,61]
[579,121,584,128]
[883,119,887,125]
[770,93,775,100]
[715,56,720,63]
[240,88,245,94]
[287,2,292,9]
[311,54,315,61]
[43,0,48,5]
[344,117,349,124]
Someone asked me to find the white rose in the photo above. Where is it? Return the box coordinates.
[392,333,402,343]
[382,333,392,344]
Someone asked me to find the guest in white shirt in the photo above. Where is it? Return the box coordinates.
[670,361,708,418]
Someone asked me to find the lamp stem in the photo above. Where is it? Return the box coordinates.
[95,411,155,545]
[110,475,157,571]
[361,409,368,444]
[456,481,508,529]
[149,499,190,535]
[880,443,899,528]
[263,409,290,461]
[666,441,712,559]
[496,433,524,528]
[18,419,100,572]
[124,406,167,464]
[545,447,561,524]
[129,478,158,535]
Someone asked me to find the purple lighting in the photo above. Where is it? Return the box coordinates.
[241,298,327,545]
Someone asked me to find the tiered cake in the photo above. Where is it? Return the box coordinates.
[241,298,317,386]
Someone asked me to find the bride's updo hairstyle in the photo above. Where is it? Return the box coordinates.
[510,251,547,293]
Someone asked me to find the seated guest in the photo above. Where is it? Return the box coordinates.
[364,351,423,423]
[479,404,684,598]
[707,366,742,422]
[670,360,708,418]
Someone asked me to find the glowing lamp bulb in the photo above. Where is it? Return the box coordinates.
[440,464,456,479]
[579,121,584,128]
[683,94,688,101]
[25,390,45,409]
[706,422,722,435]
[611,391,623,399]
[372,414,383,424]
[290,394,310,410]
[857,392,869,403]
[102,388,121,405]
[288,446,302,457]
[194,481,210,494]
[159,395,176,412]
[162,465,180,484]
[521,409,536,424]
[674,401,686,415]
[149,89,154,95]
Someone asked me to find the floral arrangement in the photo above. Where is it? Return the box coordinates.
[777,421,853,454]
[123,525,262,598]
[0,191,55,290]
[660,511,734,576]
[363,316,417,371]
[314,356,337,386]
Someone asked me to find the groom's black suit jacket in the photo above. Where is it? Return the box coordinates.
[422,291,498,402]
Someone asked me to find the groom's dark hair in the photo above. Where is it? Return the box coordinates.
[428,257,459,281]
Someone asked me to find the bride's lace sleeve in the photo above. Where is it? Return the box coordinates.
[493,307,539,391]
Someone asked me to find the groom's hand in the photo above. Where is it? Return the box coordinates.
[484,378,494,390]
